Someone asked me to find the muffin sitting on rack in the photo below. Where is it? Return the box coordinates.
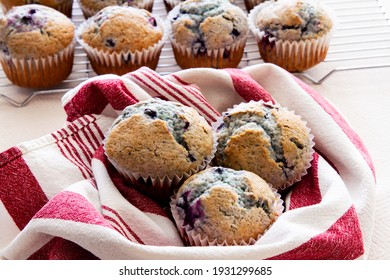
[76,5,167,75]
[168,0,249,69]
[0,4,75,88]
[248,0,334,72]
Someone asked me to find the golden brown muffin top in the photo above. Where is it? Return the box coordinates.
[79,5,163,53]
[0,4,75,58]
[169,0,248,50]
[254,0,333,41]
[105,99,214,178]
[213,101,313,190]
[174,167,281,244]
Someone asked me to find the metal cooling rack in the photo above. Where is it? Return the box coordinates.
[1,0,390,106]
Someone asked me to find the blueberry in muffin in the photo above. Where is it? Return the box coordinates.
[168,0,249,69]
[171,166,283,246]
[0,4,75,88]
[248,0,334,72]
[104,98,215,204]
[76,5,166,75]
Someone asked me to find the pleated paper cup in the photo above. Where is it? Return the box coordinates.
[170,35,247,70]
[248,2,333,72]
[211,100,315,191]
[170,188,284,246]
[76,16,169,76]
[0,42,75,89]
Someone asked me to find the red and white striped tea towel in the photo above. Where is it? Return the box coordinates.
[0,64,375,260]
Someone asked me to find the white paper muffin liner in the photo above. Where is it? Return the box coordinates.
[248,1,334,72]
[170,186,284,246]
[103,109,218,204]
[211,100,315,191]
[169,35,247,69]
[76,16,169,75]
[79,0,154,18]
[56,0,74,18]
[167,5,248,69]
[0,41,75,88]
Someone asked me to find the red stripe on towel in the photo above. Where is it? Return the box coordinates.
[52,131,91,179]
[268,206,364,260]
[102,205,145,245]
[64,79,139,122]
[225,68,275,103]
[294,77,375,179]
[169,74,207,102]
[34,191,112,229]
[288,153,322,209]
[29,237,99,260]
[77,115,104,151]
[76,117,101,151]
[68,123,94,162]
[86,115,106,143]
[130,69,218,123]
[0,147,48,229]
[102,214,133,241]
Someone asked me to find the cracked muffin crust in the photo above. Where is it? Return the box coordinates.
[105,98,214,178]
[171,167,282,245]
[213,101,314,190]
[104,99,215,204]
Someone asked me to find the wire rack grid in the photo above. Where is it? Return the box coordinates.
[1,0,390,106]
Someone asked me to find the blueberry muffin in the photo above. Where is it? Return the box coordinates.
[171,167,283,246]
[168,0,249,69]
[0,4,75,88]
[213,101,314,190]
[77,5,166,75]
[78,0,154,19]
[0,0,74,18]
[248,0,334,72]
[104,98,215,204]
